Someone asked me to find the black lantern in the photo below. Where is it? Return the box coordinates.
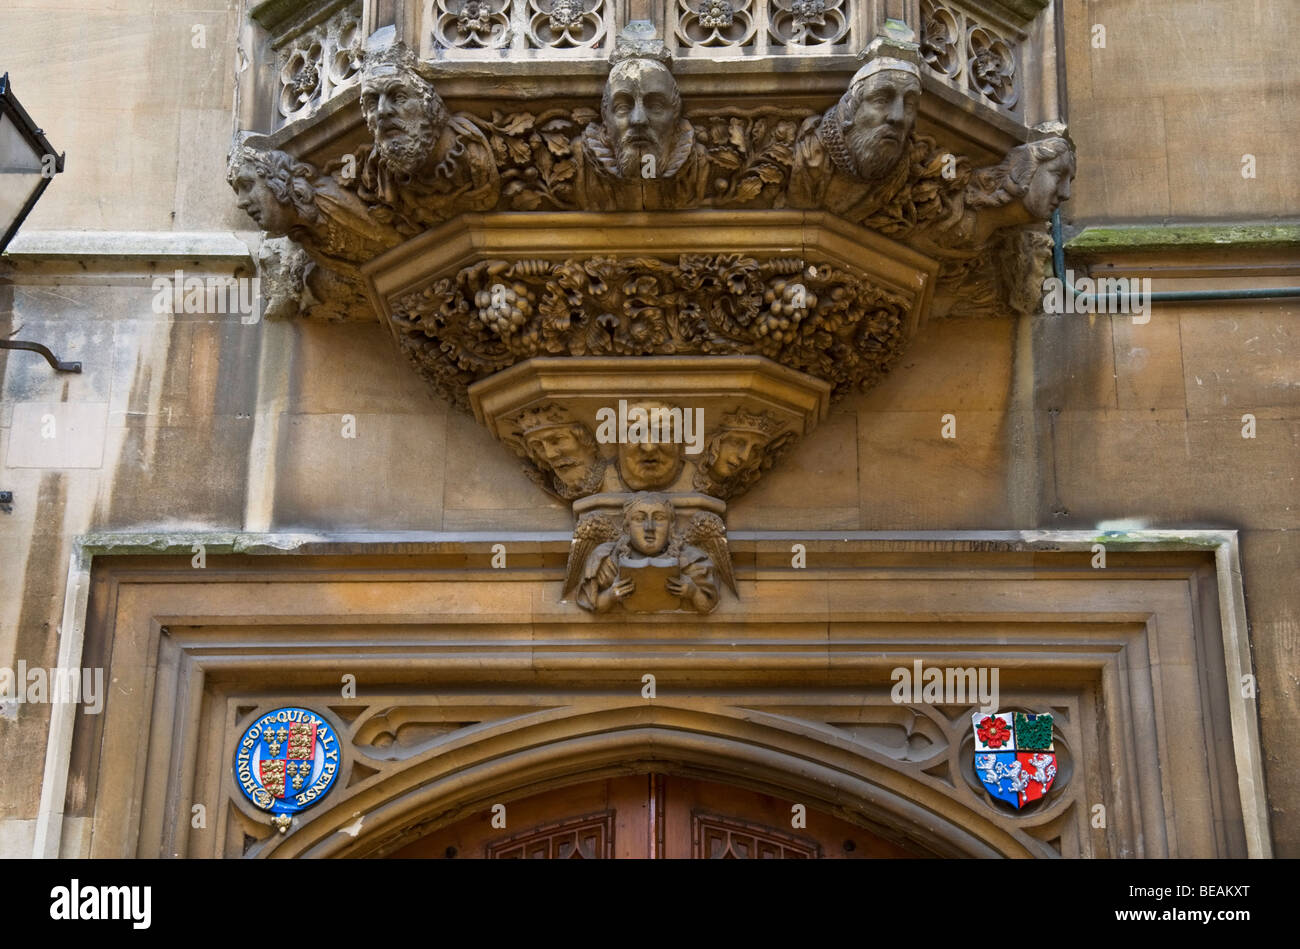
[1,72,64,253]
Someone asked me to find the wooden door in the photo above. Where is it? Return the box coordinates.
[388,774,919,858]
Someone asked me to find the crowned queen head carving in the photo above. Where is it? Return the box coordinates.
[694,409,792,498]
[359,39,451,179]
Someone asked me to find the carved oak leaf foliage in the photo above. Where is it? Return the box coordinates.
[477,108,591,210]
[694,109,805,207]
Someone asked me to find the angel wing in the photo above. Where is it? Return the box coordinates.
[563,512,621,597]
[684,512,736,597]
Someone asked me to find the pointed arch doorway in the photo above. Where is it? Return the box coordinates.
[388,773,925,859]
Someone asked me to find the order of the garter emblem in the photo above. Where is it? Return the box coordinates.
[234,707,341,819]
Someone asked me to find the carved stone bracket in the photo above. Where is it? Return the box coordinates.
[467,354,830,501]
[223,29,1072,611]
[366,210,937,412]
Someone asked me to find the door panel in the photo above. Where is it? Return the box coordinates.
[389,774,920,858]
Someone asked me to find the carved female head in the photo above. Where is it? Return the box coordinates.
[968,137,1076,218]
[226,146,319,236]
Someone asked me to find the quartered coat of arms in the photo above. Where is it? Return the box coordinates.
[971,711,1057,808]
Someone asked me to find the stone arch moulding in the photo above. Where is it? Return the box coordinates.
[34,530,1269,859]
[253,706,1040,858]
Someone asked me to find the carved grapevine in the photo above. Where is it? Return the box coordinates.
[390,254,911,409]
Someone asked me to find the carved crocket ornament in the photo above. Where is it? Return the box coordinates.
[573,34,709,211]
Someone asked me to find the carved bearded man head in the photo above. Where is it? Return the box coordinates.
[359,41,450,179]
[511,403,603,498]
[838,61,922,183]
[601,57,683,179]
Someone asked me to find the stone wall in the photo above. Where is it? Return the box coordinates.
[0,0,1296,856]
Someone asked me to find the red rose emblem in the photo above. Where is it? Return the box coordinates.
[977,715,1011,749]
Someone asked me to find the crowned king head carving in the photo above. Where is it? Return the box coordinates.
[836,56,923,183]
[601,35,683,179]
[509,403,604,498]
[359,38,450,178]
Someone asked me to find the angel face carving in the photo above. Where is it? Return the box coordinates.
[602,59,682,178]
[625,497,672,555]
[841,69,921,183]
[568,493,729,615]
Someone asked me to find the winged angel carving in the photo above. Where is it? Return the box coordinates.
[564,493,736,614]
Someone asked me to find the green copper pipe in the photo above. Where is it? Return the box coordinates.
[1050,211,1300,303]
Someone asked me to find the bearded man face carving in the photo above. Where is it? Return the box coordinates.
[601,60,681,178]
[842,70,921,183]
[360,63,444,178]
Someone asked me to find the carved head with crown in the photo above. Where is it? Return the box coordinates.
[507,402,606,499]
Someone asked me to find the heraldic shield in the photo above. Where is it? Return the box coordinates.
[972,711,1057,808]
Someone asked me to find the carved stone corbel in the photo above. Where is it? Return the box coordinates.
[566,491,734,615]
